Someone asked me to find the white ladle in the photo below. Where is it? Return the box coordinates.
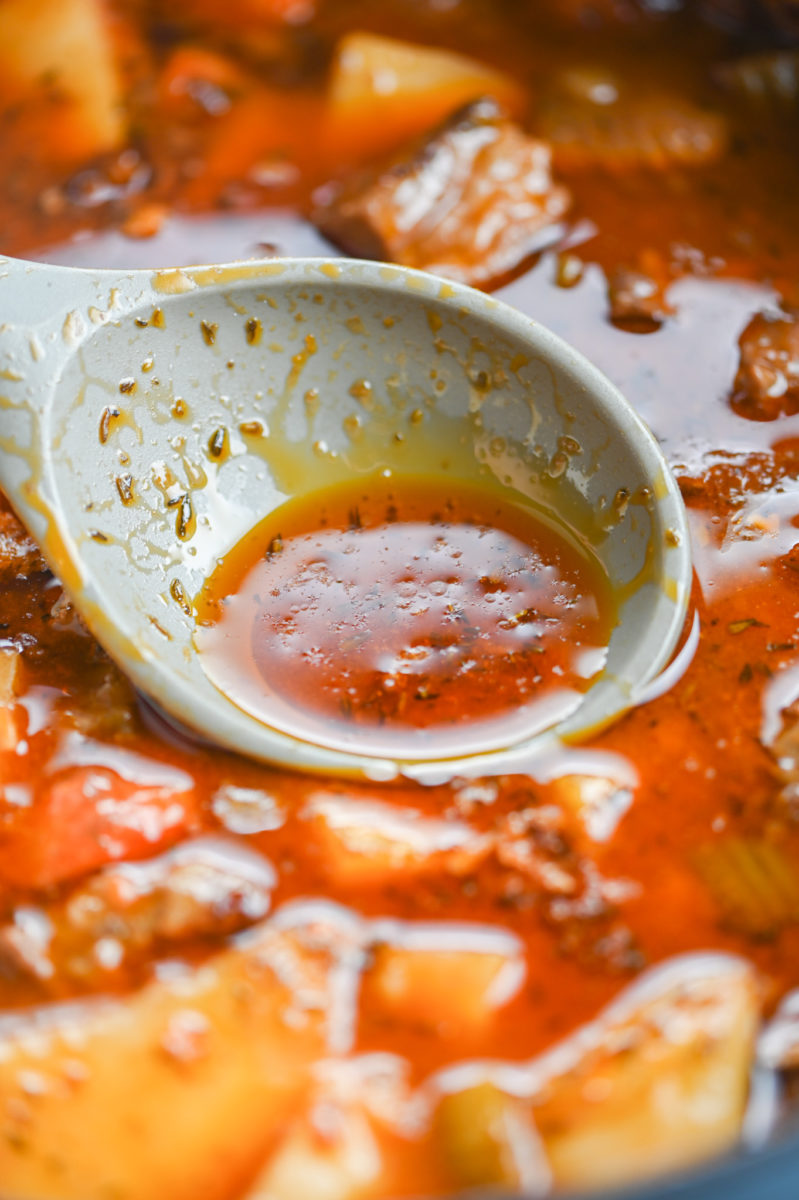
[0,255,691,781]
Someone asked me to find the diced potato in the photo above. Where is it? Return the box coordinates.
[0,0,125,164]
[532,954,759,1191]
[435,1083,548,1192]
[0,647,22,706]
[364,924,524,1032]
[0,646,23,751]
[0,916,341,1200]
[758,987,799,1070]
[304,791,489,886]
[323,33,527,165]
[547,772,635,843]
[246,1105,381,1200]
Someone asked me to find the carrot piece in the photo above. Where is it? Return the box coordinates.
[180,87,323,208]
[0,764,199,889]
[158,45,250,112]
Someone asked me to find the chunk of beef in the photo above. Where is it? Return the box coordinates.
[0,508,46,582]
[0,647,24,752]
[65,836,275,947]
[0,838,276,990]
[607,265,673,332]
[730,309,799,420]
[313,98,570,289]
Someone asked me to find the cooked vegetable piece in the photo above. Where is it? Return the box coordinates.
[729,310,799,420]
[0,762,200,889]
[304,791,489,884]
[323,33,527,165]
[694,835,799,937]
[364,924,524,1032]
[314,98,570,288]
[538,69,728,170]
[212,783,285,834]
[0,914,346,1200]
[0,0,125,164]
[532,955,759,1190]
[546,773,634,843]
[435,1083,548,1192]
[758,987,799,1069]
[246,1104,382,1200]
[0,647,23,753]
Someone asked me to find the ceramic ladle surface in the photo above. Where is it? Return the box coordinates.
[0,255,691,781]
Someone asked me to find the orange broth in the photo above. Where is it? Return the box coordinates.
[0,1,798,1196]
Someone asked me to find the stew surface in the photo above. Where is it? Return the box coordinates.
[1,1,799,1198]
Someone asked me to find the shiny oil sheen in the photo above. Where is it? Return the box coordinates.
[194,474,616,756]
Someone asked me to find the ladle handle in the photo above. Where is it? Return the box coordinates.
[0,256,144,542]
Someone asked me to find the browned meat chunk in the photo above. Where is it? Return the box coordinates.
[313,98,571,289]
[730,310,799,420]
[0,837,276,991]
[607,265,673,332]
[0,508,46,582]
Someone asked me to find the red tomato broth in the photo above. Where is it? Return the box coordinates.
[194,474,615,754]
[0,1,798,1196]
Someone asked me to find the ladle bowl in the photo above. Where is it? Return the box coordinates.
[0,255,691,781]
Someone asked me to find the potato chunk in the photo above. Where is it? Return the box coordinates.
[324,33,527,165]
[436,1082,549,1192]
[432,954,758,1194]
[364,922,525,1033]
[0,646,24,752]
[0,910,356,1200]
[0,0,125,164]
[694,835,799,937]
[304,790,489,885]
[246,1106,381,1200]
[532,954,759,1190]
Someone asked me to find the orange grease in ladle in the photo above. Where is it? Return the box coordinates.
[194,474,616,756]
